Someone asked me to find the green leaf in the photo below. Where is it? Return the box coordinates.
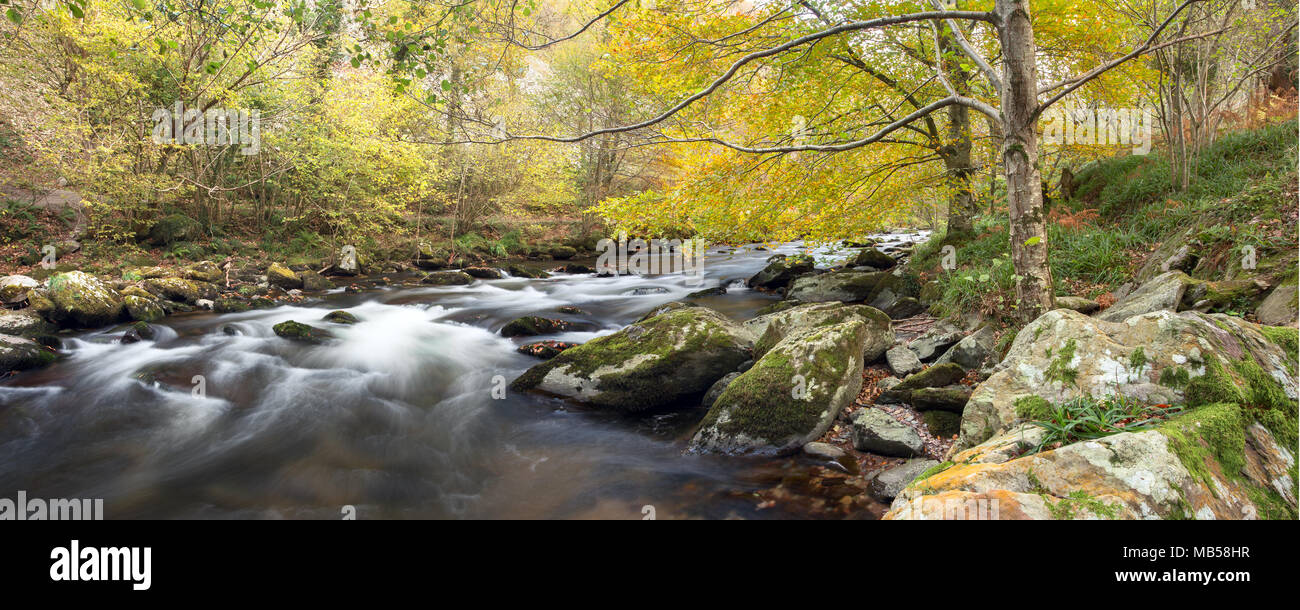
[1023,236,1041,246]
[5,7,19,24]
[132,0,147,10]
[68,3,84,18]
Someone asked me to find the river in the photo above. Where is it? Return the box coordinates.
[0,232,928,519]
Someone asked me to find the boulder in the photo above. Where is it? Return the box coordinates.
[507,264,549,279]
[852,247,896,269]
[299,270,333,291]
[787,270,887,303]
[956,308,1298,451]
[336,245,362,276]
[910,385,972,412]
[420,271,473,286]
[550,246,578,260]
[1095,270,1193,322]
[0,309,55,337]
[749,302,893,363]
[907,319,963,360]
[47,271,124,328]
[0,275,39,304]
[464,266,502,279]
[869,458,939,501]
[880,362,965,403]
[922,410,962,437]
[123,295,165,322]
[145,214,202,246]
[272,320,334,344]
[511,306,751,412]
[0,334,58,372]
[322,310,359,325]
[1256,282,1298,326]
[851,408,924,457]
[886,345,923,377]
[183,261,224,284]
[266,263,303,290]
[803,442,849,462]
[500,316,570,337]
[746,254,814,290]
[887,411,1296,520]
[141,277,206,303]
[1053,295,1101,314]
[934,325,996,370]
[690,318,872,455]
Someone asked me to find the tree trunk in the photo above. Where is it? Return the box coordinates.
[940,30,977,242]
[996,0,1054,321]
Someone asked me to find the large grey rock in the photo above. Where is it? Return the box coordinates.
[1054,295,1101,314]
[956,308,1298,451]
[908,320,963,361]
[935,325,996,370]
[851,408,923,457]
[0,309,55,337]
[886,345,923,376]
[787,270,888,303]
[887,419,1295,520]
[1256,282,1297,326]
[881,362,965,403]
[512,306,752,412]
[701,371,741,409]
[690,319,873,455]
[851,248,896,269]
[910,385,972,412]
[869,458,939,501]
[1095,271,1194,322]
[0,334,57,371]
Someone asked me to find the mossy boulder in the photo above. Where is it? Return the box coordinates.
[214,297,277,314]
[911,385,973,412]
[500,316,570,337]
[850,408,924,457]
[0,309,56,337]
[272,320,334,344]
[956,308,1298,452]
[322,310,359,325]
[141,277,205,303]
[183,261,224,284]
[689,319,872,455]
[0,334,59,372]
[1053,295,1101,314]
[550,245,578,260]
[881,363,966,403]
[299,270,333,291]
[787,270,889,303]
[420,271,473,286]
[510,306,752,412]
[146,214,202,246]
[886,408,1296,520]
[852,247,896,269]
[747,301,893,363]
[266,263,303,290]
[922,410,962,438]
[507,264,550,279]
[124,295,166,322]
[746,254,814,290]
[47,271,125,328]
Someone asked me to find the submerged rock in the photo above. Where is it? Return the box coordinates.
[322,310,359,325]
[464,266,502,279]
[511,306,751,412]
[420,271,473,286]
[507,264,550,279]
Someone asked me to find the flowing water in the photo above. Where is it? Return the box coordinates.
[0,232,927,519]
